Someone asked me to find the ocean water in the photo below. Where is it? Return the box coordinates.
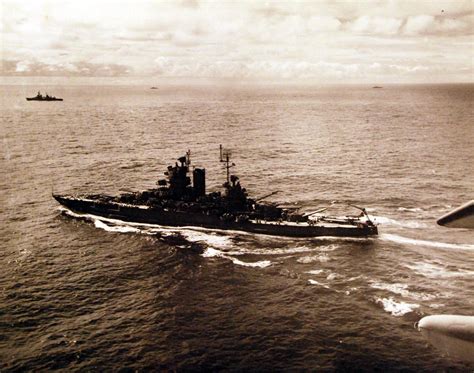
[1,83,473,371]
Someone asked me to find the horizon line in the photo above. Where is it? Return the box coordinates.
[1,76,473,86]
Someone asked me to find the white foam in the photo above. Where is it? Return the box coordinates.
[346,275,365,282]
[326,272,338,281]
[305,269,325,275]
[277,255,296,260]
[228,257,272,268]
[345,286,359,295]
[371,282,409,295]
[429,303,446,309]
[62,208,161,232]
[223,245,314,256]
[15,248,32,262]
[373,216,427,228]
[381,233,474,251]
[158,231,176,237]
[370,282,436,301]
[397,207,423,212]
[375,297,420,316]
[319,244,340,252]
[201,247,223,258]
[297,253,330,264]
[405,262,474,279]
[179,230,233,248]
[93,219,141,233]
[224,244,339,257]
[308,279,331,289]
[201,248,272,268]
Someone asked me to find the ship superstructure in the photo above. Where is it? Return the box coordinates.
[54,146,378,238]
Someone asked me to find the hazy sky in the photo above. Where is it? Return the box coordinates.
[1,0,473,83]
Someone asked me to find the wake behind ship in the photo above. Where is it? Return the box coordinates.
[53,146,378,238]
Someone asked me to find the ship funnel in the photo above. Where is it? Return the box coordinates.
[193,168,206,197]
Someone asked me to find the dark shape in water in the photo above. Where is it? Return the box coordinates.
[26,91,63,101]
[372,86,383,89]
[53,146,378,237]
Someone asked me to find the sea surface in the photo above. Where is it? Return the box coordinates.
[1,83,473,371]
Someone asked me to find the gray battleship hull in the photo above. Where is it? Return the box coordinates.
[54,195,378,238]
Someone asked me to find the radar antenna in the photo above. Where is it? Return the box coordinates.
[219,144,235,184]
[186,149,191,166]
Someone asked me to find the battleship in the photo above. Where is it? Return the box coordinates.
[53,146,378,238]
[26,91,63,101]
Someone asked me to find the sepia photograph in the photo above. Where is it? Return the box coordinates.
[1,0,473,371]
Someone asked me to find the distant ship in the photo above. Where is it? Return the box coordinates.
[26,91,63,101]
[372,86,383,89]
[150,87,158,89]
[53,146,378,238]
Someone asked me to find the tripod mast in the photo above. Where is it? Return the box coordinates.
[219,144,234,184]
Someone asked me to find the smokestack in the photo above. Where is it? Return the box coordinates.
[193,168,206,197]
